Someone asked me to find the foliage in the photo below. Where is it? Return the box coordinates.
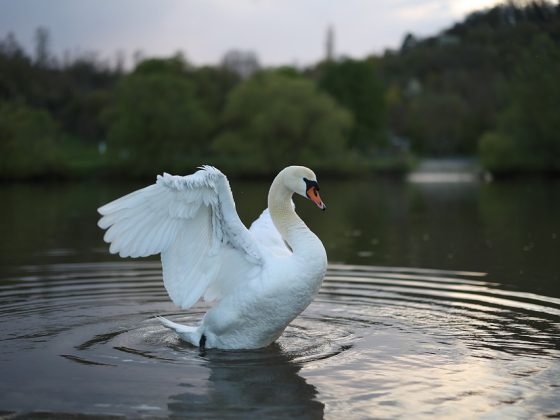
[479,131,522,172]
[479,34,560,173]
[0,102,59,178]
[0,1,559,179]
[317,59,386,152]
[104,57,211,175]
[380,0,560,158]
[213,72,353,174]
[188,66,240,134]
[402,92,469,155]
[0,29,119,147]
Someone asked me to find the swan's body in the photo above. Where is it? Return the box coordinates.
[97,166,327,349]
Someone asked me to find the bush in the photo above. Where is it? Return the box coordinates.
[213,72,353,175]
[479,35,560,174]
[0,102,59,179]
[478,131,520,173]
[104,58,211,175]
[318,59,386,152]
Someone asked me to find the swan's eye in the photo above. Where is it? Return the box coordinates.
[303,177,319,189]
[303,177,320,201]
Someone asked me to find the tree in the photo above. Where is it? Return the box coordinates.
[213,72,352,174]
[0,102,59,178]
[402,92,469,155]
[104,57,211,175]
[380,1,560,159]
[479,34,560,173]
[187,66,240,132]
[317,58,386,152]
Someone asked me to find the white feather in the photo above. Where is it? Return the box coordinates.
[98,166,264,308]
[98,165,328,350]
[249,205,294,256]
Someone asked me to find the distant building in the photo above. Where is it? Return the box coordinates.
[222,50,260,79]
[325,25,335,61]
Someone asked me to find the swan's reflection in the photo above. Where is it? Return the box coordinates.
[167,344,324,418]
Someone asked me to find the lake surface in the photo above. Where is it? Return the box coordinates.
[1,176,559,418]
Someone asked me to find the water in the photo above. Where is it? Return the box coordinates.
[1,177,559,418]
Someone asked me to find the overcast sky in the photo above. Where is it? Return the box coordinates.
[0,0,503,67]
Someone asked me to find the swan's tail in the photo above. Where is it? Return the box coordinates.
[156,316,201,346]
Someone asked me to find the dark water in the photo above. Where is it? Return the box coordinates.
[1,177,559,418]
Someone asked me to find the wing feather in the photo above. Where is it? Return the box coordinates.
[97,166,264,308]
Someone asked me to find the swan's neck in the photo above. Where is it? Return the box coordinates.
[268,175,315,254]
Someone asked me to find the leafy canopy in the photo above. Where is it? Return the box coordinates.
[213,71,352,174]
[479,34,560,173]
[104,57,210,174]
[318,59,386,152]
[0,102,59,179]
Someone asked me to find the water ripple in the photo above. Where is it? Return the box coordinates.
[0,262,559,418]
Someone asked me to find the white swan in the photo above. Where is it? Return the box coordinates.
[97,166,327,349]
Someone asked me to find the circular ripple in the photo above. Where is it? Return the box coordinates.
[1,262,559,417]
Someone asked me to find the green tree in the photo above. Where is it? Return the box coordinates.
[104,57,211,175]
[213,72,352,174]
[317,58,386,152]
[0,102,59,178]
[380,1,560,158]
[403,92,469,155]
[187,66,240,135]
[479,34,560,173]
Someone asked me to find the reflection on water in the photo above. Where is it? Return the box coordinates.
[0,262,559,418]
[168,347,324,418]
[0,177,559,417]
[1,177,559,292]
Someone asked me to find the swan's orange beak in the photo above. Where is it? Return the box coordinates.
[307,187,326,211]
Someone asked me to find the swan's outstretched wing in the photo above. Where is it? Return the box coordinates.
[249,206,292,257]
[97,166,263,309]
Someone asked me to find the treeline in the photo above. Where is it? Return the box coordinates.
[381,0,560,174]
[1,0,559,179]
[0,34,392,179]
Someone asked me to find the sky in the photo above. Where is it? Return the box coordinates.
[0,0,504,67]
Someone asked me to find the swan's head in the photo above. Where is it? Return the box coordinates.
[281,166,326,211]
